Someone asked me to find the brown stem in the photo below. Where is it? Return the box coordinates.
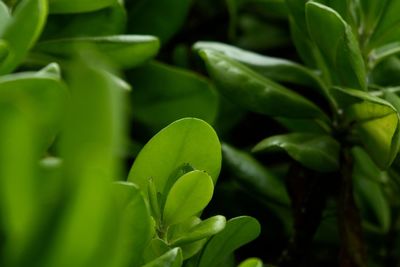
[337,149,367,267]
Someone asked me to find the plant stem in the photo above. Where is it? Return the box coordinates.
[337,149,367,267]
[278,162,328,267]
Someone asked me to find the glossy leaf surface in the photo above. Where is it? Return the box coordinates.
[163,170,214,226]
[253,133,340,172]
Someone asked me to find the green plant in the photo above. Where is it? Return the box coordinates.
[0,1,262,266]
[194,0,400,266]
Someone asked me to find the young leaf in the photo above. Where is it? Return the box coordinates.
[35,35,160,68]
[112,182,153,267]
[128,118,221,199]
[129,61,218,133]
[197,48,329,121]
[198,216,261,267]
[238,258,263,267]
[0,0,48,74]
[142,248,183,267]
[333,87,400,169]
[222,143,290,205]
[169,215,226,246]
[163,170,214,226]
[253,133,340,172]
[193,41,332,100]
[48,0,117,14]
[306,1,366,90]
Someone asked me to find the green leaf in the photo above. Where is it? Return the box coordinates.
[306,1,366,90]
[129,61,218,133]
[197,48,329,121]
[369,42,400,68]
[143,238,170,263]
[0,0,48,74]
[352,147,391,233]
[198,216,261,267]
[0,40,9,65]
[222,143,290,205]
[34,35,160,68]
[180,239,207,260]
[359,0,387,35]
[48,0,117,14]
[112,182,153,267]
[367,0,400,48]
[333,87,400,169]
[193,41,331,100]
[238,258,263,267]
[0,1,10,32]
[128,118,221,199]
[142,248,183,267]
[253,133,340,172]
[169,215,226,246]
[163,170,214,226]
[127,0,192,44]
[41,3,126,39]
[0,65,68,150]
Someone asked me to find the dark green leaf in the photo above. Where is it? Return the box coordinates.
[194,41,332,101]
[306,1,366,90]
[352,147,390,232]
[0,0,48,74]
[49,0,117,14]
[129,61,218,133]
[41,3,126,40]
[253,133,340,172]
[127,0,192,44]
[128,118,221,199]
[197,48,329,121]
[198,216,260,267]
[35,35,160,68]
[222,143,290,205]
[163,170,214,226]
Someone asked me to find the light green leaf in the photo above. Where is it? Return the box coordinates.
[238,258,263,267]
[197,48,329,121]
[0,64,68,150]
[193,41,331,100]
[169,215,226,246]
[142,248,183,267]
[0,0,48,74]
[128,118,221,199]
[112,182,153,267]
[306,1,366,90]
[333,87,400,169]
[49,0,117,14]
[253,133,340,172]
[163,171,214,226]
[127,0,192,44]
[35,35,160,68]
[129,61,218,133]
[143,238,170,264]
[0,1,10,33]
[222,143,290,205]
[198,216,261,267]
